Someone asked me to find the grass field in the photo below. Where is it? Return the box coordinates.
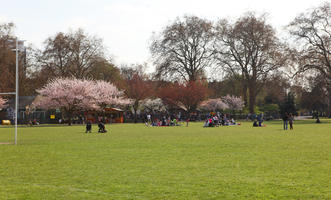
[0,119,330,199]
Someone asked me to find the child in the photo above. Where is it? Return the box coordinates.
[86,120,92,133]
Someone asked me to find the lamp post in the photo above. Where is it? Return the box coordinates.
[0,38,22,145]
[15,38,18,145]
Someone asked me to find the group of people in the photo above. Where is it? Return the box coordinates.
[282,112,294,130]
[83,112,295,132]
[146,114,181,127]
[253,113,265,127]
[85,120,107,133]
[204,114,238,127]
[28,119,40,126]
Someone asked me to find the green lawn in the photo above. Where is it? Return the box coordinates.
[0,120,330,199]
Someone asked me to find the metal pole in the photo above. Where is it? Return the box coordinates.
[15,38,18,145]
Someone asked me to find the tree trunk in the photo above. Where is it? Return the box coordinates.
[328,86,331,118]
[67,111,72,126]
[248,86,256,114]
[189,73,197,82]
[242,83,248,107]
[134,109,137,123]
[189,104,197,114]
[133,100,139,123]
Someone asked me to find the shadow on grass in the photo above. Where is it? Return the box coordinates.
[266,119,331,125]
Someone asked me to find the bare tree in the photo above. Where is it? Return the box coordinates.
[288,2,331,117]
[88,58,123,85]
[122,65,154,123]
[214,13,287,113]
[0,22,31,95]
[37,29,105,79]
[0,22,16,93]
[158,80,209,113]
[150,15,215,82]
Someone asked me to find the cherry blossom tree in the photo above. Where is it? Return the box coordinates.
[33,78,98,125]
[199,98,228,111]
[222,95,245,111]
[93,80,131,109]
[33,78,129,125]
[0,97,7,110]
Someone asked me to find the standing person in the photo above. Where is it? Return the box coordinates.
[147,113,151,126]
[282,112,289,130]
[177,112,181,123]
[289,113,294,130]
[186,116,190,127]
[85,120,92,133]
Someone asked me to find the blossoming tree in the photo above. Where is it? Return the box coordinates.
[33,78,129,125]
[140,98,167,113]
[93,80,131,109]
[199,98,228,111]
[222,95,245,112]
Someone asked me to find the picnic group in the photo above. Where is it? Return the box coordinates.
[203,112,240,127]
[145,114,182,127]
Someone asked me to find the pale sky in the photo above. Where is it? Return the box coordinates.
[0,0,327,70]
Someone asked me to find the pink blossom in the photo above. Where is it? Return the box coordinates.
[33,77,130,112]
[222,95,245,111]
[94,80,131,108]
[199,98,228,111]
[141,98,167,112]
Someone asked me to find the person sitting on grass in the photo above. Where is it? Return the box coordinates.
[253,119,259,127]
[223,115,229,126]
[98,121,107,133]
[203,118,209,127]
[204,118,214,127]
[85,120,92,133]
[220,117,225,126]
[257,113,264,127]
[172,118,178,126]
[230,118,236,125]
[151,120,158,126]
[213,116,219,126]
[32,119,39,125]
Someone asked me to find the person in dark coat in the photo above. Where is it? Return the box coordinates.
[257,113,264,127]
[85,120,92,133]
[289,113,294,130]
[282,112,289,130]
[98,121,107,133]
